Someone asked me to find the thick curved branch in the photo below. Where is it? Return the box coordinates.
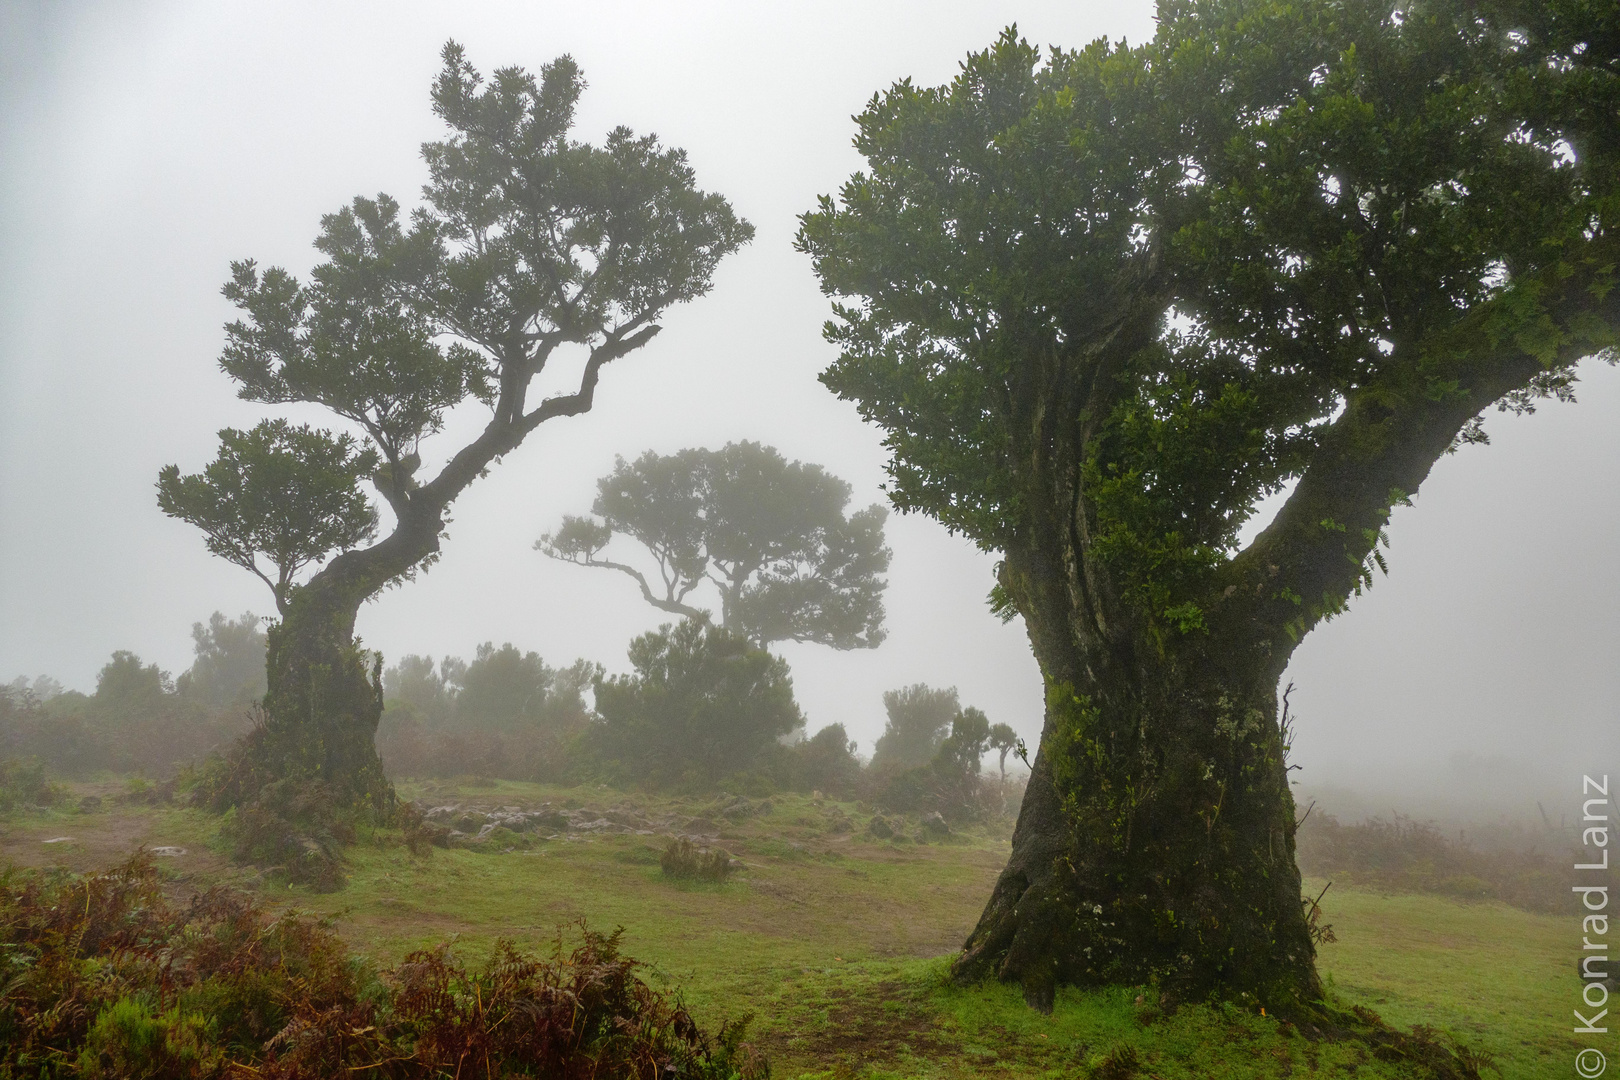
[546,550,708,622]
[415,322,662,511]
[1215,245,1620,674]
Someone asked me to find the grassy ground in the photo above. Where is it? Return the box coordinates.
[0,776,1589,1078]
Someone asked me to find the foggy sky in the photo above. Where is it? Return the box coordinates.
[3,0,1616,820]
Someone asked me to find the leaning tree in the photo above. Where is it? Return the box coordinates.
[158,43,751,812]
[538,441,890,649]
[798,0,1617,1009]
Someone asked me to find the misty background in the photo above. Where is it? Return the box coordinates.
[2,0,1615,824]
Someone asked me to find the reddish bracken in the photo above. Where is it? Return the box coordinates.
[0,850,767,1079]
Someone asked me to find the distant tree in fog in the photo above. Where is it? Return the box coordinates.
[870,684,959,771]
[176,611,268,709]
[454,643,598,731]
[987,722,1020,784]
[154,41,750,810]
[381,655,457,726]
[539,441,890,650]
[94,652,173,718]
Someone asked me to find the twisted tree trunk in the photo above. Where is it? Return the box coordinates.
[204,330,655,812]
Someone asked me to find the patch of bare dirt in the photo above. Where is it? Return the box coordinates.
[759,980,954,1070]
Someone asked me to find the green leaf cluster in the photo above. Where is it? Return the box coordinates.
[157,420,377,612]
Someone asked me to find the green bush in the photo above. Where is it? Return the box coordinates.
[584,621,802,788]
[0,757,64,812]
[786,723,864,796]
[77,997,221,1079]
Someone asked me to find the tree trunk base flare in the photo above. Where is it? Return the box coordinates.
[953,671,1321,1014]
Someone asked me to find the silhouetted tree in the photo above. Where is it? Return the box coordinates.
[157,43,750,811]
[798,2,1619,1007]
[869,684,958,771]
[987,722,1019,784]
[540,442,890,649]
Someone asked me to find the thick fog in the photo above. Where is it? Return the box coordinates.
[3,0,1615,821]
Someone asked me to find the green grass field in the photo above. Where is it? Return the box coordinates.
[0,778,1589,1077]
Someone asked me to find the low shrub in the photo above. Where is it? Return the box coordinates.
[218,778,354,891]
[0,757,65,811]
[661,837,734,883]
[0,852,767,1079]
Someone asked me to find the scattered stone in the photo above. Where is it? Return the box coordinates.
[866,816,894,840]
[150,846,186,857]
[78,795,103,813]
[41,837,73,844]
[684,817,719,834]
[921,811,951,837]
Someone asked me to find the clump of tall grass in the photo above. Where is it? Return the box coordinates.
[661,837,734,883]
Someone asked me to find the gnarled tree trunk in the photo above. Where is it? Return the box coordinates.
[953,491,1317,1010]
[202,500,456,814]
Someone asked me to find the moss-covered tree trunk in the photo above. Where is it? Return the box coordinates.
[200,503,457,814]
[232,587,392,811]
[952,473,1321,1009]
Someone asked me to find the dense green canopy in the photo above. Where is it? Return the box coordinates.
[800,0,1617,641]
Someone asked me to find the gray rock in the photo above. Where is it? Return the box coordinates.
[921,811,951,836]
[866,816,894,840]
[530,810,572,830]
